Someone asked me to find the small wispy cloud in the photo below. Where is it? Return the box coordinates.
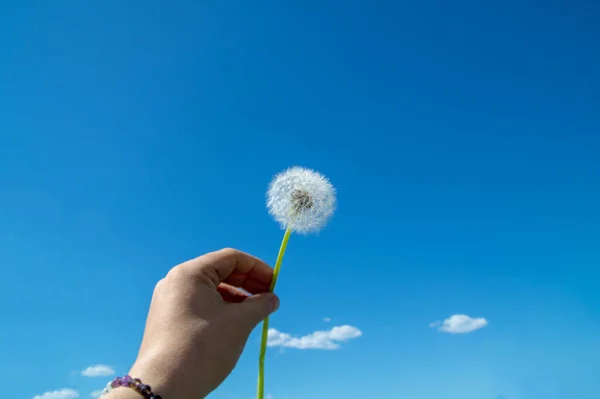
[89,391,103,398]
[268,325,362,350]
[323,317,331,323]
[81,364,115,377]
[33,389,79,399]
[430,314,488,334]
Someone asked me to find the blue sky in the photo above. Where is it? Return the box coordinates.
[1,1,599,398]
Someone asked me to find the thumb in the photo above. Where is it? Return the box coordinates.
[234,292,280,329]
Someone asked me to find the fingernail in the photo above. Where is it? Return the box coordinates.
[269,294,280,313]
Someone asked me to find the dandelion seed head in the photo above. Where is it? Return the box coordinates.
[267,166,336,234]
[290,189,314,213]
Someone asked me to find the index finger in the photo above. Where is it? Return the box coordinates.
[179,248,274,293]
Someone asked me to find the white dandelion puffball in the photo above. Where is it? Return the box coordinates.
[267,166,336,234]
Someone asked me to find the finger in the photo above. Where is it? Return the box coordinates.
[179,248,273,290]
[223,272,272,295]
[217,283,250,304]
[234,293,280,330]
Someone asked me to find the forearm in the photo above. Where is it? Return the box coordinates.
[103,389,144,399]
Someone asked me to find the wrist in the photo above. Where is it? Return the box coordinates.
[124,348,217,399]
[127,360,176,399]
[100,372,172,399]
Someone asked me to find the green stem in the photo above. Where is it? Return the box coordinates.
[257,227,292,399]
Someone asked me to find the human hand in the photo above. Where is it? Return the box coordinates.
[106,248,280,399]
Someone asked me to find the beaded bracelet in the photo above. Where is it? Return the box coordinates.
[99,375,162,399]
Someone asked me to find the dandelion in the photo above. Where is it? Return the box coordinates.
[267,166,336,234]
[257,166,336,399]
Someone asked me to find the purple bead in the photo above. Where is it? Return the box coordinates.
[121,375,132,386]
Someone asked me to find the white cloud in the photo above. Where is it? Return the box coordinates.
[81,364,115,377]
[266,395,273,399]
[89,391,103,398]
[431,314,488,334]
[323,317,331,322]
[33,389,79,399]
[268,325,362,350]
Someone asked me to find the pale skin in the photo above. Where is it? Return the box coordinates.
[104,248,280,399]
